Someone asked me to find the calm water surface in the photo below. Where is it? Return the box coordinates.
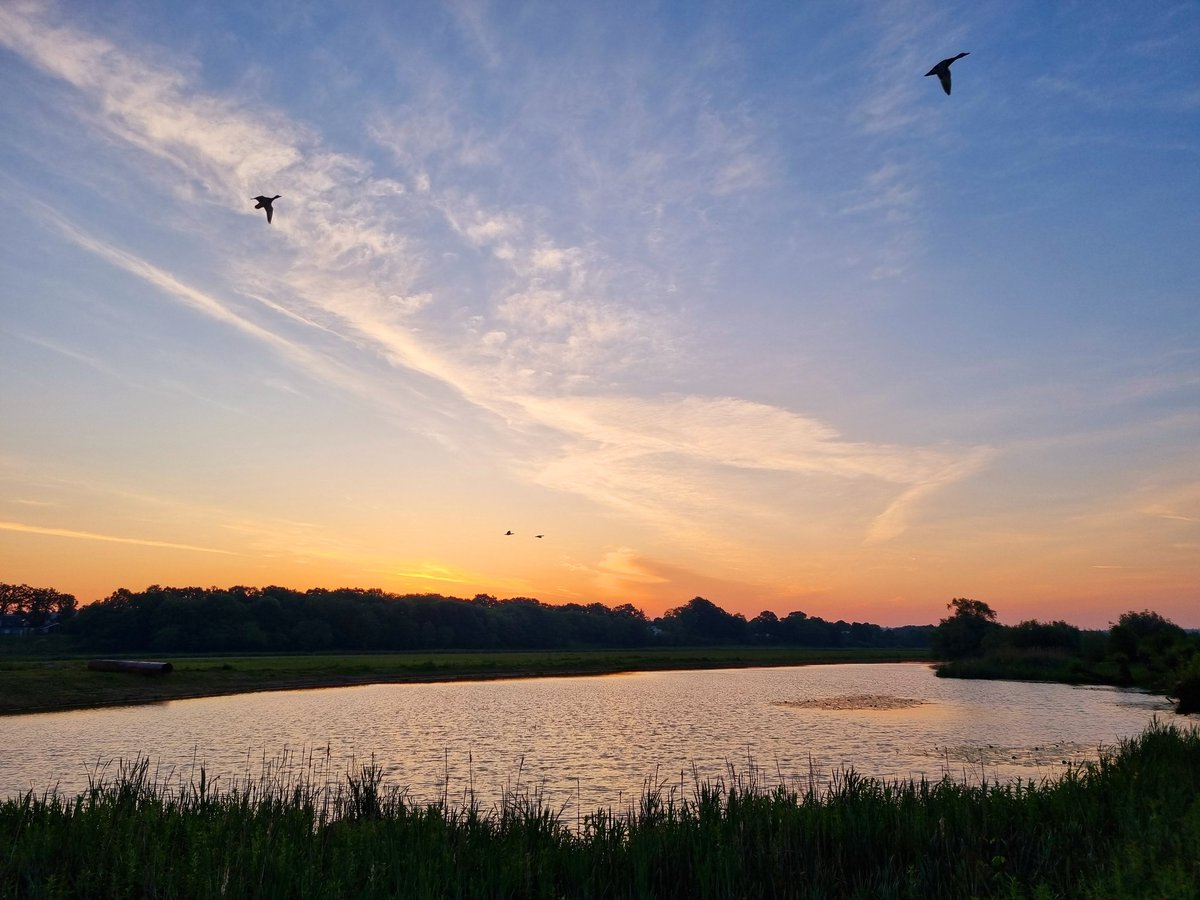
[1,664,1181,810]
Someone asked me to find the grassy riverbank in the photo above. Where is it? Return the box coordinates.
[928,604,1200,714]
[934,649,1128,685]
[934,649,1200,714]
[0,647,930,716]
[3,720,1197,898]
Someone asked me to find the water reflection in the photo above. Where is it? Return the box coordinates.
[0,663,1180,811]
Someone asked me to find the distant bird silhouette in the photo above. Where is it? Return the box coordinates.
[534,534,544,539]
[925,52,969,95]
[504,530,514,536]
[253,195,281,224]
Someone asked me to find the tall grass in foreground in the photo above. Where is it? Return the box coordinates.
[3,722,1198,899]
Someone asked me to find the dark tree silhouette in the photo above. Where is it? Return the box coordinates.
[58,585,935,654]
[1008,619,1082,652]
[931,597,999,660]
[1108,610,1185,663]
[0,583,77,625]
[656,597,749,644]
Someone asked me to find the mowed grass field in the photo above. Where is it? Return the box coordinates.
[0,646,930,716]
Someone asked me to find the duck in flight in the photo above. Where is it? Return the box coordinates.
[253,195,281,224]
[504,530,514,536]
[925,52,969,95]
[535,534,544,539]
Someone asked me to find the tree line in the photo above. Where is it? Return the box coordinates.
[9,581,1195,711]
[0,583,77,625]
[931,598,1200,714]
[0,583,931,654]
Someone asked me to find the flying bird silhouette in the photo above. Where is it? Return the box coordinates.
[535,534,544,539]
[925,52,969,95]
[504,530,514,536]
[253,195,281,223]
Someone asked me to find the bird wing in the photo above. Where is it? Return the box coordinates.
[265,205,273,224]
[938,69,952,94]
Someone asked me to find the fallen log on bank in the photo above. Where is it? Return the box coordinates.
[87,659,174,675]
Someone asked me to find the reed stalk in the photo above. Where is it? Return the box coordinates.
[3,720,1197,898]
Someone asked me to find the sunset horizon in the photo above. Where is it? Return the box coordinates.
[2,562,1194,632]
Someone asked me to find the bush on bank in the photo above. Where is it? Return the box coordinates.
[932,600,1200,715]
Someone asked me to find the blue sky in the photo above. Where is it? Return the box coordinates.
[1,0,1197,626]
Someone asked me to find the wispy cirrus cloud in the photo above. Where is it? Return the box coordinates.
[1139,480,1200,527]
[390,565,471,585]
[5,3,668,406]
[0,2,301,201]
[572,546,794,615]
[0,521,237,555]
[28,203,416,413]
[836,1,972,279]
[519,394,993,550]
[0,0,992,570]
[0,458,364,568]
[6,331,122,379]
[849,1,957,136]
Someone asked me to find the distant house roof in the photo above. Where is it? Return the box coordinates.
[0,614,30,633]
[1,614,61,636]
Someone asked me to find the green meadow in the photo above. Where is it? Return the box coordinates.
[3,720,1197,899]
[0,647,929,716]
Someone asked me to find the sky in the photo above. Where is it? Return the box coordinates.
[1,0,1197,628]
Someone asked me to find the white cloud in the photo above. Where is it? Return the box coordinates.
[1,2,994,569]
[0,520,237,555]
[517,394,993,547]
[590,547,670,595]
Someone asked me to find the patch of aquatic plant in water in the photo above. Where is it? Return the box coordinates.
[2,721,1198,898]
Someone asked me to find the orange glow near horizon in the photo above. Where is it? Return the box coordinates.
[3,521,1196,630]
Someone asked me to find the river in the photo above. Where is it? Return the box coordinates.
[1,663,1181,811]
